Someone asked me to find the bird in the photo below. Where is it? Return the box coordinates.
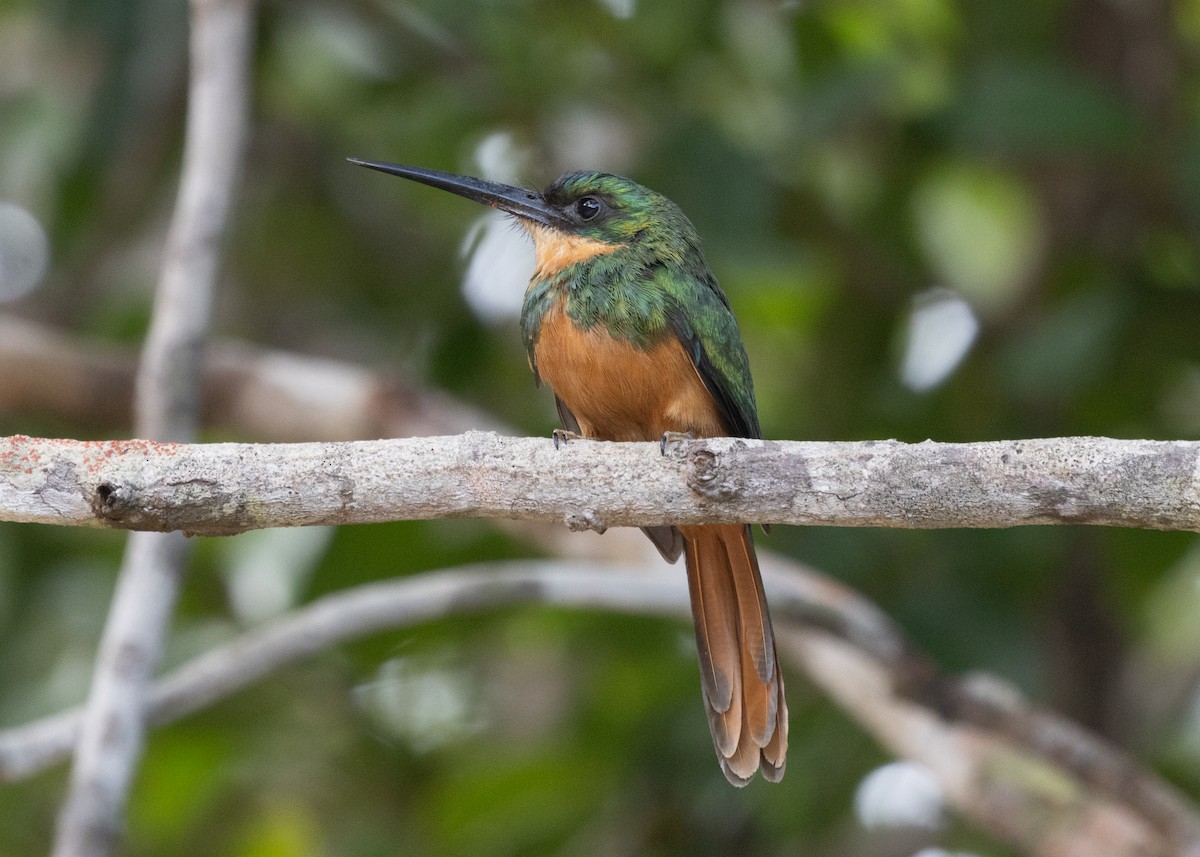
[350,157,787,785]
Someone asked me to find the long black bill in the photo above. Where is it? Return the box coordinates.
[348,158,570,229]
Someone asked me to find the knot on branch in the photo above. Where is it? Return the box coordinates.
[92,481,133,518]
[564,509,607,534]
[89,478,225,534]
[91,479,170,531]
[685,441,748,501]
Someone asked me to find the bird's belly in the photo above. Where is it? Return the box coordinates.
[533,304,726,442]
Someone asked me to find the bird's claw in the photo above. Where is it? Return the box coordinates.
[552,429,582,449]
[659,431,696,456]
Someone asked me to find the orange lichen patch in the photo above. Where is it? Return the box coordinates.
[524,223,622,280]
[0,435,183,487]
[0,435,40,473]
[533,302,725,442]
[67,437,182,474]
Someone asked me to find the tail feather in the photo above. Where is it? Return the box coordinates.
[761,677,789,782]
[680,524,788,786]
[729,528,776,683]
[728,529,778,748]
[685,536,739,755]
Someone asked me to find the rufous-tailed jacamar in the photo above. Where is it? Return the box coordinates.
[351,158,787,785]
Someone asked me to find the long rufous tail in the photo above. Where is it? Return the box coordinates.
[680,523,787,785]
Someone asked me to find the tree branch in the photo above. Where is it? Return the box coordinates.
[1,433,1198,535]
[4,560,1198,856]
[0,313,502,441]
[50,1,255,855]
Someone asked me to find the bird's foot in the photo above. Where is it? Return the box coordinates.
[552,429,582,449]
[659,431,696,456]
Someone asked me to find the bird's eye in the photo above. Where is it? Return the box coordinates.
[575,197,602,220]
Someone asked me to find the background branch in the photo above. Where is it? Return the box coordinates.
[4,560,1198,856]
[49,2,254,855]
[0,314,500,441]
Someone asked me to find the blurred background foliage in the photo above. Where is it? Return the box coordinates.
[2,0,1200,854]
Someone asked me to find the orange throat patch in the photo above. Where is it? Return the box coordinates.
[524,223,621,280]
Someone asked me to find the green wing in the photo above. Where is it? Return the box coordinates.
[661,267,761,440]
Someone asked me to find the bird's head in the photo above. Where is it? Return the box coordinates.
[349,159,700,275]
